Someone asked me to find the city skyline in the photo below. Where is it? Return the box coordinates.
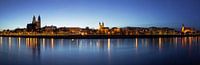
[0,15,198,31]
[0,0,200,30]
[1,15,198,37]
[0,0,200,65]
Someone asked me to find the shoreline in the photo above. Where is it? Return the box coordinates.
[0,34,200,39]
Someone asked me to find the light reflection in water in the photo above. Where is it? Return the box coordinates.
[9,37,12,48]
[51,38,54,48]
[108,38,111,49]
[175,37,178,44]
[117,39,120,48]
[152,38,155,47]
[79,39,83,48]
[97,39,100,48]
[1,37,200,55]
[0,37,2,45]
[42,38,45,49]
[135,38,138,48]
[107,38,111,61]
[175,37,178,47]
[189,37,192,47]
[1,37,199,50]
[145,39,148,47]
[195,37,197,44]
[89,39,92,47]
[184,37,187,47]
[26,38,29,48]
[60,39,63,46]
[159,37,162,49]
[141,39,144,47]
[18,37,21,48]
[0,36,199,65]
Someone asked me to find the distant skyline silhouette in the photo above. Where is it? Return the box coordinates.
[0,0,200,30]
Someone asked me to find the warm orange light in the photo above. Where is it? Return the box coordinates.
[184,37,187,46]
[18,37,21,48]
[107,38,111,60]
[135,38,138,48]
[42,38,45,48]
[159,37,162,49]
[189,37,192,47]
[8,37,12,48]
[51,38,54,48]
[26,38,30,47]
[29,38,33,48]
[108,38,111,49]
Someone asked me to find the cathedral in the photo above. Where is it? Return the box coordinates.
[27,15,41,32]
[99,22,104,30]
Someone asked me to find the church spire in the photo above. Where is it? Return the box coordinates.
[181,24,185,33]
[32,15,36,23]
[38,15,41,22]
[102,22,104,26]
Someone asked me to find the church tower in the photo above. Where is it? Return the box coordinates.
[27,15,42,32]
[37,15,41,29]
[181,24,185,33]
[99,22,104,30]
[32,16,36,23]
[102,22,104,27]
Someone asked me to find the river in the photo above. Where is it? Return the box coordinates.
[0,37,199,65]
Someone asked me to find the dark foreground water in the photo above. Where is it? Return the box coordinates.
[0,37,199,65]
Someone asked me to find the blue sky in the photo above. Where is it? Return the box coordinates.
[0,0,200,30]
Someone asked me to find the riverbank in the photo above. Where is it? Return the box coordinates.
[0,34,200,39]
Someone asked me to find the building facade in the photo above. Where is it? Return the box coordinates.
[181,24,195,34]
[27,16,41,32]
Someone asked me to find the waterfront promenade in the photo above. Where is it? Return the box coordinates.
[1,34,199,39]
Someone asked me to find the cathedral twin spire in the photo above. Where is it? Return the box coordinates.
[32,15,41,23]
[31,15,41,29]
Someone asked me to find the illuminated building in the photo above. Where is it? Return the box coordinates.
[0,16,199,36]
[98,22,110,34]
[66,27,81,34]
[42,25,57,34]
[14,28,26,33]
[111,27,121,35]
[99,22,104,29]
[181,24,195,34]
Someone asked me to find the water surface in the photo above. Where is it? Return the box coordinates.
[0,37,199,65]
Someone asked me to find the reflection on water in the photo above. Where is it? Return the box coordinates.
[9,37,12,48]
[107,38,110,49]
[42,38,45,49]
[159,37,162,49]
[51,38,54,48]
[0,37,200,65]
[135,38,138,48]
[1,36,200,52]
[0,37,2,45]
[17,37,21,48]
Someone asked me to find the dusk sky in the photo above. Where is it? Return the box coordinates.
[0,0,200,30]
